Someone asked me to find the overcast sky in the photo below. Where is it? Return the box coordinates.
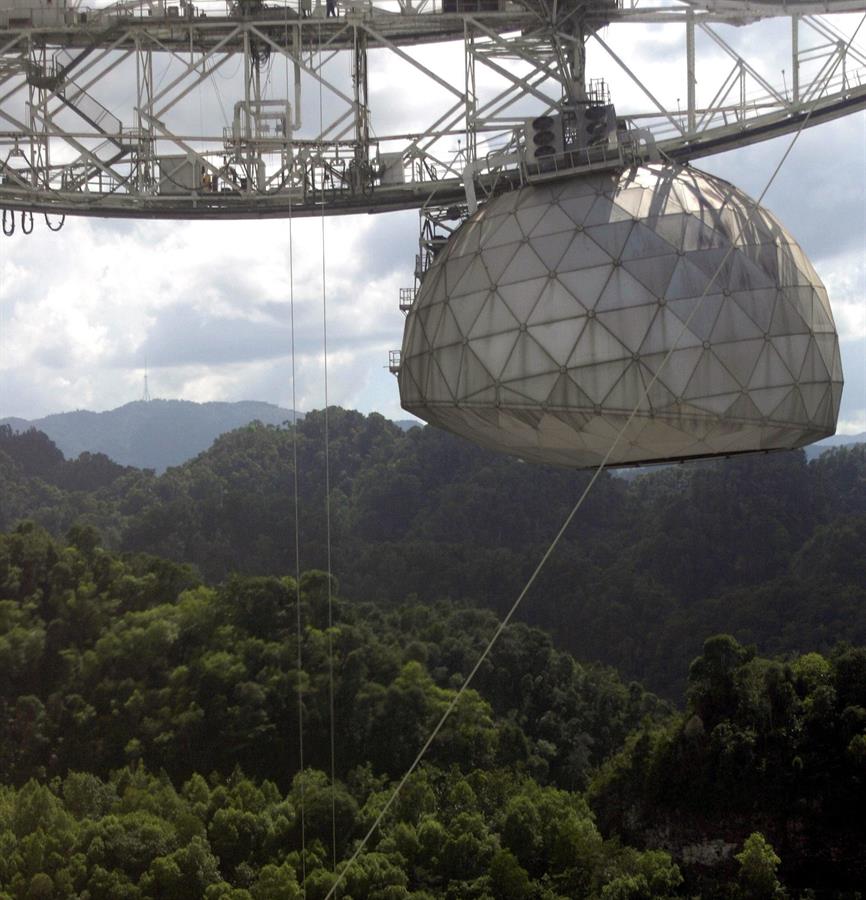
[0,7,863,433]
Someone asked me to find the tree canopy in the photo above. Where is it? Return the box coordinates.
[2,412,865,698]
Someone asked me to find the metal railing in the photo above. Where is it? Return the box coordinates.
[399,286,415,312]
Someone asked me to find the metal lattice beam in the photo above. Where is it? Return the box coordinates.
[0,0,861,218]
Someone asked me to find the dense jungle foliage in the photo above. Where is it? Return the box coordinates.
[2,526,865,897]
[2,411,865,700]
[0,525,677,898]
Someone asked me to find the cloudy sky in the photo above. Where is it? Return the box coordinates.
[0,5,863,433]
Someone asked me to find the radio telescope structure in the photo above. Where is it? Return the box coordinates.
[0,0,862,464]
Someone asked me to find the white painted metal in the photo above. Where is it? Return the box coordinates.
[0,0,861,217]
[399,165,843,467]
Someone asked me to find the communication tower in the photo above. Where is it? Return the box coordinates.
[142,357,151,402]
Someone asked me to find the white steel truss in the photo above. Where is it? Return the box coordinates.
[0,0,862,219]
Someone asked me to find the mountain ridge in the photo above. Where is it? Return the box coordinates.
[1,399,296,473]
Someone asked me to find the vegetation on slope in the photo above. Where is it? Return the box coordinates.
[590,634,866,895]
[1,526,865,896]
[2,412,865,699]
[0,524,681,899]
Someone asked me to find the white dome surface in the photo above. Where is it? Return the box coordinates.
[399,165,843,468]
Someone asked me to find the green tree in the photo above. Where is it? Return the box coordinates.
[735,832,785,899]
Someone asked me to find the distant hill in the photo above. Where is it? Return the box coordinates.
[0,399,296,472]
[806,431,866,459]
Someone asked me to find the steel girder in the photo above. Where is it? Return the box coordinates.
[0,0,862,218]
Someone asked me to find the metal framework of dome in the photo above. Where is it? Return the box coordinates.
[399,165,843,468]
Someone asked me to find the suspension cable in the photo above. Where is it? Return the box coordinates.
[287,140,307,900]
[317,19,339,884]
[281,6,307,896]
[323,15,866,897]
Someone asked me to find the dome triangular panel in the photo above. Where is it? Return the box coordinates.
[451,289,491,335]
[500,331,559,381]
[666,294,723,341]
[748,342,796,389]
[429,345,462,399]
[770,295,811,335]
[814,333,837,372]
[497,277,548,323]
[531,230,576,270]
[611,186,644,217]
[417,301,446,345]
[642,346,703,397]
[622,221,681,262]
[451,256,492,299]
[468,329,516,379]
[649,213,686,251]
[596,267,657,312]
[799,382,829,419]
[450,220,482,258]
[711,300,766,343]
[504,372,561,404]
[455,347,496,399]
[435,305,465,347]
[726,392,764,422]
[603,362,651,412]
[574,358,632,405]
[568,316,629,367]
[528,319,585,366]
[639,306,703,355]
[559,195,598,227]
[732,288,777,334]
[711,338,765,387]
[529,277,588,324]
[750,385,793,417]
[812,294,836,333]
[597,303,658,353]
[683,349,742,399]
[621,254,679,298]
[559,230,613,271]
[482,242,523,284]
[665,256,714,301]
[485,215,525,249]
[585,220,634,258]
[469,293,520,339]
[547,373,594,408]
[772,387,809,424]
[772,333,811,379]
[514,204,549,237]
[691,391,739,416]
[640,366,678,411]
[500,243,550,285]
[558,265,613,311]
[528,203,576,238]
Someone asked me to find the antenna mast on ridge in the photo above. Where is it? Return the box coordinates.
[142,359,151,403]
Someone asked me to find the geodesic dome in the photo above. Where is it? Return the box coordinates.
[398,165,842,467]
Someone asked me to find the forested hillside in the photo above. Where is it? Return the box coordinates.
[590,634,866,895]
[2,411,865,699]
[0,525,684,898]
[2,526,864,897]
